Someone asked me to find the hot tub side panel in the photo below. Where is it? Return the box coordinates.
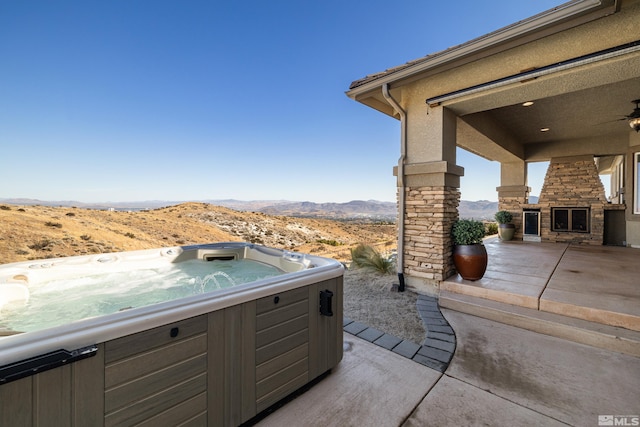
[0,275,343,427]
[209,275,343,425]
[308,277,343,379]
[0,345,105,427]
[103,315,209,426]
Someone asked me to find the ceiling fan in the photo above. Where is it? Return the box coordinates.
[596,99,640,130]
[627,99,640,132]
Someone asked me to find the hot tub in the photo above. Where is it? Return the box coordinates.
[0,242,344,426]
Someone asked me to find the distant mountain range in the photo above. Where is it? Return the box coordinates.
[0,198,512,221]
[458,200,499,220]
[256,200,397,220]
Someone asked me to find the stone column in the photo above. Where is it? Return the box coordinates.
[397,105,463,295]
[497,161,530,239]
[401,183,461,294]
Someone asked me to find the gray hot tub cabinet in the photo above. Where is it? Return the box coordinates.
[0,277,343,427]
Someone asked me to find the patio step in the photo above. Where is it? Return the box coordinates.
[439,291,640,358]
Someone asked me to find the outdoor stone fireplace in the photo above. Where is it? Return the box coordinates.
[524,155,608,245]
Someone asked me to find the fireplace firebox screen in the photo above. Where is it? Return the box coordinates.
[551,207,590,232]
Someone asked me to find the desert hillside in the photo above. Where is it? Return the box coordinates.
[0,202,396,265]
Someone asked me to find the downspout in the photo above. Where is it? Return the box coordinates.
[382,83,406,292]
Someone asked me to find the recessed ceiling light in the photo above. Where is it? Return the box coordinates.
[522,101,534,107]
[540,127,550,132]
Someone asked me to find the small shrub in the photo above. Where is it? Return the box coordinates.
[316,239,342,246]
[350,244,394,274]
[28,239,52,251]
[0,205,11,210]
[452,219,486,245]
[80,234,92,241]
[66,212,76,217]
[124,232,136,238]
[486,223,498,235]
[17,208,25,212]
[15,249,29,255]
[45,221,63,228]
[494,210,513,224]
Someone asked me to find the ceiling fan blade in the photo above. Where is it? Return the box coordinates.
[592,117,627,126]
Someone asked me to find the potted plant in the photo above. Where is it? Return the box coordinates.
[495,210,515,241]
[452,219,488,281]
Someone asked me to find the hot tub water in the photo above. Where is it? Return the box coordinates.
[1,259,282,333]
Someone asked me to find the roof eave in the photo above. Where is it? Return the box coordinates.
[346,0,616,102]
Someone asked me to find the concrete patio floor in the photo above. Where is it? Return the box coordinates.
[257,309,640,426]
[442,239,640,331]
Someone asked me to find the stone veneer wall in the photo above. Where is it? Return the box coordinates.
[498,195,527,240]
[537,157,607,245]
[401,186,459,284]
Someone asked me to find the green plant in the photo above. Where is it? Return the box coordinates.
[494,210,513,224]
[317,239,342,246]
[486,222,498,235]
[452,219,486,245]
[350,244,394,274]
[28,239,52,251]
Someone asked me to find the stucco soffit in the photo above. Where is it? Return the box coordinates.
[524,134,630,162]
[457,116,524,163]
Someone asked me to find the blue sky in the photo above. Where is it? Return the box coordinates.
[0,1,564,204]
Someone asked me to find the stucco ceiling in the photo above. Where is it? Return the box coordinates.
[465,77,640,145]
[446,48,640,163]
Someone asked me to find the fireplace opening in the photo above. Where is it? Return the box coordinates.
[551,207,590,232]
